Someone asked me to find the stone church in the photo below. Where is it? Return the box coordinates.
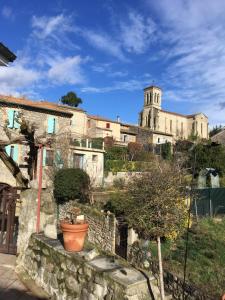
[139,86,208,144]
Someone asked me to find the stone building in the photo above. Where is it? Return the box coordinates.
[139,85,209,143]
[0,95,105,187]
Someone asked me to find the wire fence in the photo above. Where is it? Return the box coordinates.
[191,188,225,218]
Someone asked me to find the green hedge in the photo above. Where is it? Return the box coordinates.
[105,160,153,173]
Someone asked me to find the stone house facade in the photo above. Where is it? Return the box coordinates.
[0,95,105,187]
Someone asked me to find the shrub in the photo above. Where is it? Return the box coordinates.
[113,177,126,190]
[54,168,90,203]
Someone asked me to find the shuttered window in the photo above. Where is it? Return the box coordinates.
[47,116,56,134]
[5,145,19,162]
[7,109,20,129]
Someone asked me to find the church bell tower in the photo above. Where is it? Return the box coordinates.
[139,85,162,130]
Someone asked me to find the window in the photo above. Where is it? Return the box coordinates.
[146,93,149,104]
[154,117,156,129]
[5,145,18,162]
[201,123,203,135]
[149,92,152,104]
[7,109,20,129]
[123,135,127,142]
[106,123,110,129]
[46,150,54,166]
[158,138,160,143]
[87,119,91,128]
[92,155,98,162]
[47,116,56,134]
[170,120,172,132]
[73,154,84,169]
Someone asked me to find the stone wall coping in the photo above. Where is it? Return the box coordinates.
[33,234,147,290]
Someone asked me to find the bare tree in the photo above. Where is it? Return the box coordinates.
[123,162,188,300]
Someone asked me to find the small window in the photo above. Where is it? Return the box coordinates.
[73,154,84,169]
[106,123,110,129]
[47,117,56,134]
[158,138,160,143]
[46,150,54,166]
[7,109,20,129]
[92,155,98,162]
[123,135,127,142]
[170,120,172,132]
[201,123,203,135]
[87,120,91,128]
[5,145,18,162]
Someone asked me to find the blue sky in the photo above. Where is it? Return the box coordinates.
[1,0,225,126]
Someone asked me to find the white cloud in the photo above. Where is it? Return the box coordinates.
[82,77,152,93]
[143,0,225,125]
[32,14,74,39]
[0,62,41,96]
[47,55,86,85]
[1,6,14,20]
[81,30,127,61]
[120,11,156,54]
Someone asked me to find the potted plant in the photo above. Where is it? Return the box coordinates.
[60,206,89,252]
[54,168,91,252]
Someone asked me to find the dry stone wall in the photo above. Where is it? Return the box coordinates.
[18,234,151,300]
[59,201,116,254]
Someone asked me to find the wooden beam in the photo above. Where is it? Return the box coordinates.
[0,149,28,188]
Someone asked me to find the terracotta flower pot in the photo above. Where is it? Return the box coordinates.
[60,222,89,252]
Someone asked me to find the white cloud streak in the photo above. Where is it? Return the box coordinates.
[120,11,156,54]
[146,0,225,125]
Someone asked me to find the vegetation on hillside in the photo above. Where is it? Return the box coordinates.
[148,218,225,298]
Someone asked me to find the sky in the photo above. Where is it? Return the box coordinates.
[1,0,225,126]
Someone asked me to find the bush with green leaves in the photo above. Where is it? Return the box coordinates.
[54,168,90,203]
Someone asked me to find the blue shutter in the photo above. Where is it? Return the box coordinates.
[14,111,20,129]
[42,148,46,166]
[5,145,11,156]
[7,109,14,128]
[13,145,19,162]
[47,117,55,134]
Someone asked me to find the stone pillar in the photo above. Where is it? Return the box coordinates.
[16,185,57,272]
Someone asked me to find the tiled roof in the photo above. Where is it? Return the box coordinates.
[161,109,205,118]
[88,115,120,124]
[0,95,73,116]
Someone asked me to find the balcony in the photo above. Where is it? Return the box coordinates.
[71,138,105,151]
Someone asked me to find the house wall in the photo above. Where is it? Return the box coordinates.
[70,109,87,136]
[87,117,121,141]
[0,104,70,185]
[72,148,104,186]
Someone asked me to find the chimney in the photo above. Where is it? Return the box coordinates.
[117,115,120,123]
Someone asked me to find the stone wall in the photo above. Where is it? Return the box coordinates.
[104,172,138,188]
[128,241,215,300]
[17,186,57,257]
[18,234,151,300]
[59,201,116,254]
